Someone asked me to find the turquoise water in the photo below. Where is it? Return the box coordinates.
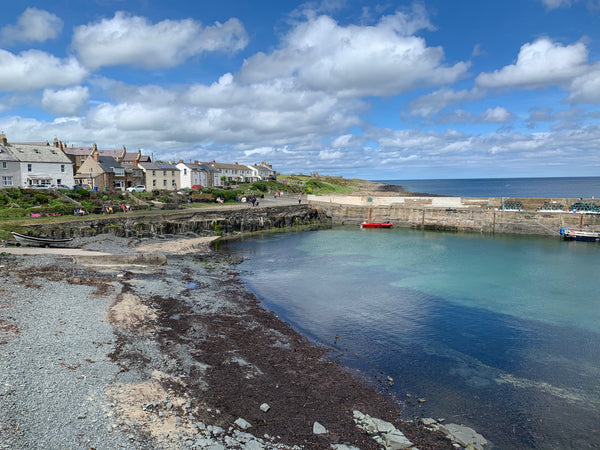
[218,228,600,449]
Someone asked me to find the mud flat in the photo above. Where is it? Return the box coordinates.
[0,234,469,449]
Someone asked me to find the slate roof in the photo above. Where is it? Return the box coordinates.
[139,162,179,171]
[5,143,71,164]
[96,156,123,172]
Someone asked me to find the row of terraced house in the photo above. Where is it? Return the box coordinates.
[0,133,276,191]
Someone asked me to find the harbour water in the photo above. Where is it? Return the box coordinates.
[218,228,600,449]
[379,176,600,198]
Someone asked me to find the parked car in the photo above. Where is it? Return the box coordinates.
[73,183,92,190]
[51,184,71,190]
[28,184,51,190]
[191,185,202,189]
[127,185,146,192]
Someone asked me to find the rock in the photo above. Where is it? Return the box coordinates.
[420,418,438,427]
[313,421,328,434]
[382,430,414,450]
[260,403,270,412]
[234,417,252,430]
[437,423,487,450]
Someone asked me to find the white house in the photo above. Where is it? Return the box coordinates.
[0,134,74,188]
[176,161,217,188]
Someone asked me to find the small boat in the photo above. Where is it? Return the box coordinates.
[11,232,73,247]
[559,227,600,242]
[360,207,393,229]
[361,221,393,229]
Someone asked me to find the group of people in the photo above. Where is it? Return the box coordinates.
[74,208,87,216]
[102,204,131,214]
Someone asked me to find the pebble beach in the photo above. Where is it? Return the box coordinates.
[0,233,483,449]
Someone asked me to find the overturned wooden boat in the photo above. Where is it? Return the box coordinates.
[11,232,73,247]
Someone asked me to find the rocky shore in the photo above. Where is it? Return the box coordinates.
[0,234,484,449]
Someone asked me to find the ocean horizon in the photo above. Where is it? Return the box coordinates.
[377,176,600,199]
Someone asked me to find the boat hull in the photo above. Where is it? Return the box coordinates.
[11,232,73,247]
[559,227,600,242]
[360,222,393,229]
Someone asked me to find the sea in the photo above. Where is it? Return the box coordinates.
[379,176,600,198]
[216,178,600,449]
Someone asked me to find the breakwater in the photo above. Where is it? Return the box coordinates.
[27,205,331,238]
[310,196,600,236]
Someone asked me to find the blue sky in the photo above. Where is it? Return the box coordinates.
[1,0,599,180]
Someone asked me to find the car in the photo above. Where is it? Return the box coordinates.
[73,183,92,190]
[28,184,51,190]
[51,184,72,190]
[191,185,202,189]
[127,185,146,193]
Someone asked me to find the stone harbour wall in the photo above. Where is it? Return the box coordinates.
[28,205,332,239]
[319,203,600,236]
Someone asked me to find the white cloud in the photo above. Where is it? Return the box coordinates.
[72,12,248,69]
[568,65,600,104]
[238,9,468,97]
[0,8,63,44]
[0,50,88,92]
[540,0,573,8]
[482,107,514,123]
[42,86,89,116]
[476,38,589,89]
[404,87,484,118]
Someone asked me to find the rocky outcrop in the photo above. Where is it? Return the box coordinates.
[27,205,332,239]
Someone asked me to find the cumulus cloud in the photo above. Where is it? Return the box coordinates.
[403,87,485,118]
[42,86,89,116]
[72,12,248,69]
[482,107,514,123]
[238,8,468,97]
[476,38,589,89]
[0,50,88,92]
[568,65,600,104]
[0,8,63,44]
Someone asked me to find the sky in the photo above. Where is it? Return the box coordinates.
[1,0,599,180]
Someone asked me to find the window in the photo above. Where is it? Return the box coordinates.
[27,163,32,172]
[1,162,6,169]
[113,168,124,176]
[163,180,167,187]
[163,170,166,176]
[153,179,156,187]
[184,169,187,175]
[2,176,13,186]
[171,171,174,176]
[61,164,65,173]
[152,170,156,176]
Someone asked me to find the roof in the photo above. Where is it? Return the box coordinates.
[96,156,123,172]
[0,145,18,161]
[177,162,217,173]
[203,161,252,171]
[138,162,179,171]
[4,143,72,164]
[122,153,151,163]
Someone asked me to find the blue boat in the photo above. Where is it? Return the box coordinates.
[559,227,600,242]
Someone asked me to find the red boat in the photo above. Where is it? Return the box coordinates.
[361,221,393,229]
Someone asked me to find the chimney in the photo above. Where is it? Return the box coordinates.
[53,138,59,148]
[0,133,7,146]
[194,160,199,165]
[178,159,184,164]
[92,144,100,162]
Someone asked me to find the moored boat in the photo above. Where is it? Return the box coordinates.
[11,232,73,247]
[559,227,600,242]
[361,221,393,229]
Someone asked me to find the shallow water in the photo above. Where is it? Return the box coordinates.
[218,228,600,449]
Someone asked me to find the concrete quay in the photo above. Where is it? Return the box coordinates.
[308,194,600,236]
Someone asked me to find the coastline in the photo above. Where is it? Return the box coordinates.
[0,234,468,449]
